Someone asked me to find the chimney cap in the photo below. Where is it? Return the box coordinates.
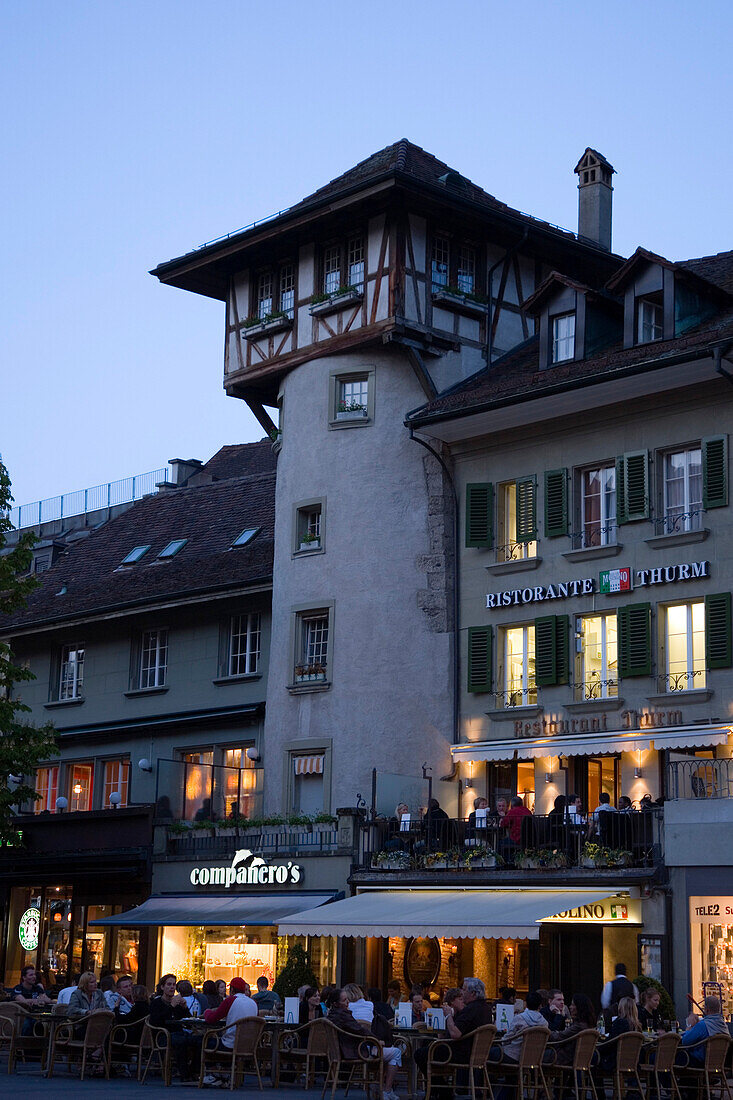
[574,147,615,182]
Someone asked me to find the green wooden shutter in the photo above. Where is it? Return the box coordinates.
[544,469,568,537]
[534,614,569,686]
[465,484,494,548]
[616,451,649,523]
[467,627,493,692]
[702,436,728,509]
[705,593,732,669]
[515,477,537,543]
[617,602,652,678]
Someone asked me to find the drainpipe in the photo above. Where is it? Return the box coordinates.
[485,227,529,368]
[713,343,733,386]
[409,429,459,747]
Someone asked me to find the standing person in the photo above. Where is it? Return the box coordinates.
[541,988,569,1032]
[150,973,202,1081]
[327,988,402,1100]
[252,975,281,1011]
[600,962,639,1010]
[681,995,729,1064]
[10,964,51,1006]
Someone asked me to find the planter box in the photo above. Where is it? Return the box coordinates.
[242,316,292,340]
[295,673,327,683]
[335,410,367,421]
[299,540,321,551]
[310,290,363,316]
[374,859,410,871]
[216,828,237,837]
[432,289,487,317]
[467,857,497,869]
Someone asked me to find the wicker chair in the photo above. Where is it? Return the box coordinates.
[108,1015,148,1077]
[678,1033,732,1100]
[423,1024,497,1100]
[47,1008,115,1079]
[391,1032,414,1099]
[491,1025,550,1100]
[638,1031,683,1100]
[138,1020,174,1086]
[595,1030,645,1100]
[321,1018,384,1100]
[198,1016,266,1090]
[546,1028,599,1100]
[0,1003,46,1073]
[275,1017,331,1088]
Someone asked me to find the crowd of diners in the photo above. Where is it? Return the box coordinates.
[4,960,731,1090]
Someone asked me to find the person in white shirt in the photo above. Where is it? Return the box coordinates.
[56,975,79,1005]
[344,982,374,1022]
[600,962,639,1010]
[220,989,259,1048]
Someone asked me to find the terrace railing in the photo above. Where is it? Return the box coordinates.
[666,758,733,800]
[10,467,170,529]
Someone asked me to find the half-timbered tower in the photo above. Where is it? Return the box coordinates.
[151,140,621,819]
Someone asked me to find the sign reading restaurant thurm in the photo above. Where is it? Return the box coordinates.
[190,849,303,889]
[486,560,709,608]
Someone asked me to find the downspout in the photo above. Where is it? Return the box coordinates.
[409,429,460,747]
[485,226,529,368]
[713,343,733,386]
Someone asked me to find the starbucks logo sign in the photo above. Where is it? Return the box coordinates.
[19,907,40,952]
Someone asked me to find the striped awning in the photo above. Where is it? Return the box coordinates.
[294,755,324,775]
[452,724,731,763]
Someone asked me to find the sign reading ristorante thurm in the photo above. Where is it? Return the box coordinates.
[486,560,710,608]
[190,849,303,889]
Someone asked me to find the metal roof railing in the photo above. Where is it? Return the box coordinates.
[11,466,171,531]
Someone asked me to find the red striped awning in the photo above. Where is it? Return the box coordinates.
[294,755,324,776]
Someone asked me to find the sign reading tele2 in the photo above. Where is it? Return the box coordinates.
[486,561,709,608]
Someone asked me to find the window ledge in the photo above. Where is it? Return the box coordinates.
[562,543,623,563]
[44,697,85,710]
[485,557,542,576]
[124,686,169,698]
[310,291,363,316]
[646,690,713,705]
[241,317,293,340]
[432,289,487,318]
[293,545,325,557]
[287,680,332,695]
[485,706,543,721]
[212,674,262,686]
[645,528,710,550]
[328,415,371,430]
[564,697,626,714]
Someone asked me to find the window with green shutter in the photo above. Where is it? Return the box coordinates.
[617,602,652,678]
[534,614,569,686]
[465,484,494,548]
[616,451,649,524]
[467,626,493,692]
[702,436,728,509]
[705,592,732,669]
[544,469,568,537]
[515,477,537,543]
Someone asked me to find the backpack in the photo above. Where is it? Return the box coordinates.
[371,1011,394,1044]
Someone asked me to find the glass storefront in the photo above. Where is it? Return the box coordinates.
[690,896,733,1015]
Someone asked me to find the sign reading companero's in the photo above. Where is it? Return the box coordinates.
[190,849,303,889]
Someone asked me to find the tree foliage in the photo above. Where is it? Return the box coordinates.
[0,462,58,841]
[272,943,318,999]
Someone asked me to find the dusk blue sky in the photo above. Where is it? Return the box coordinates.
[3,0,732,508]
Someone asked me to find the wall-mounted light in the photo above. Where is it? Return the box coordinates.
[137,758,152,772]
[109,791,122,809]
[246,747,261,762]
[55,796,68,813]
[545,757,554,784]
[634,750,643,779]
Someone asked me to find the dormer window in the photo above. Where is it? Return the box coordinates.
[637,295,663,344]
[551,312,575,363]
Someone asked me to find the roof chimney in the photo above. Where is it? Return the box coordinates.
[574,148,615,251]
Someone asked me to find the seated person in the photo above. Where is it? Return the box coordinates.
[597,997,641,1075]
[500,796,532,853]
[368,987,395,1022]
[442,988,465,1015]
[176,979,207,1017]
[499,990,549,1063]
[415,977,492,1077]
[386,980,402,1011]
[150,974,202,1080]
[202,980,221,1009]
[10,964,51,1007]
[549,994,596,1066]
[121,985,150,1044]
[202,977,258,1048]
[108,974,135,1015]
[68,971,107,1016]
[56,974,80,1006]
[638,987,664,1033]
[410,990,426,1025]
[540,988,569,1032]
[681,995,729,1065]
[327,988,402,1097]
[344,982,374,1023]
[467,797,489,837]
[252,975,281,1012]
[299,986,325,1025]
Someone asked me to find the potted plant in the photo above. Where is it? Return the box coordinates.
[241,310,292,338]
[581,842,609,868]
[515,848,542,870]
[299,530,320,551]
[422,849,458,870]
[336,400,367,421]
[372,849,411,871]
[432,284,488,316]
[462,844,501,869]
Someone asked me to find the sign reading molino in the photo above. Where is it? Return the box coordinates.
[190,849,303,889]
[486,560,709,608]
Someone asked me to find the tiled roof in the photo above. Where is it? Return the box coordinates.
[1,471,275,632]
[679,250,733,296]
[192,441,276,482]
[408,309,733,424]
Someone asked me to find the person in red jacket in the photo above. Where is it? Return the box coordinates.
[500,795,532,856]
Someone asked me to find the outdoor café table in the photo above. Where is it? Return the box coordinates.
[35,1008,80,1077]
[394,1025,449,1094]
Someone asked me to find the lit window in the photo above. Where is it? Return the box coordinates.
[577,614,618,700]
[637,298,663,343]
[664,447,702,534]
[69,763,93,812]
[232,527,260,548]
[35,766,59,813]
[580,466,617,548]
[497,481,537,562]
[102,760,130,808]
[157,539,187,559]
[222,746,259,818]
[295,613,329,683]
[665,602,705,691]
[504,625,536,706]
[228,614,261,677]
[139,629,168,689]
[59,645,84,700]
[121,545,151,565]
[551,313,575,363]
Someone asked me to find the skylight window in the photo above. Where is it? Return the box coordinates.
[231,527,260,548]
[121,545,151,565]
[157,539,188,560]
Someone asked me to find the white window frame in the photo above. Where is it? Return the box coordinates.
[228,613,261,677]
[580,465,617,548]
[497,482,537,562]
[323,234,365,294]
[551,312,575,363]
[663,445,703,533]
[637,298,663,343]
[59,645,84,700]
[296,614,329,682]
[139,629,168,689]
[576,613,618,701]
[457,245,476,295]
[665,601,706,692]
[255,262,296,319]
[431,234,450,291]
[102,759,130,808]
[503,624,536,707]
[35,765,59,813]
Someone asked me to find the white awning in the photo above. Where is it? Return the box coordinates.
[277,888,623,940]
[88,893,335,927]
[452,725,731,763]
[294,755,324,775]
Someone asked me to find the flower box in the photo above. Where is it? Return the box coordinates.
[335,409,367,421]
[310,290,363,316]
[468,856,497,869]
[299,539,321,551]
[242,315,292,340]
[432,288,487,317]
